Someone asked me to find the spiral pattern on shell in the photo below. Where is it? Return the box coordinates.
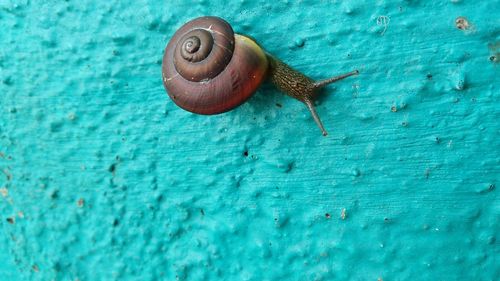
[162,16,269,115]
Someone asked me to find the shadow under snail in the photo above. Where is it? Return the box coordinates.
[162,16,358,136]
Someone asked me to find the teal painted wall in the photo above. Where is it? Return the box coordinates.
[1,0,499,280]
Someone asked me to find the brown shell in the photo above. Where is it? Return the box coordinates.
[162,17,268,115]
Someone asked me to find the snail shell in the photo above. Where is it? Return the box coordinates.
[162,16,268,115]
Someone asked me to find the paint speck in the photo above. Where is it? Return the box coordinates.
[342,2,355,14]
[294,38,305,48]
[424,168,430,179]
[455,17,469,30]
[108,163,116,173]
[447,140,454,148]
[376,16,390,36]
[486,236,495,245]
[77,198,85,207]
[2,169,12,181]
[476,183,495,194]
[454,71,466,91]
[352,168,360,177]
[0,188,8,197]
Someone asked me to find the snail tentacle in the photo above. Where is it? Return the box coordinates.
[305,99,328,136]
[313,70,359,89]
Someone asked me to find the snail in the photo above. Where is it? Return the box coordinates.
[162,16,358,136]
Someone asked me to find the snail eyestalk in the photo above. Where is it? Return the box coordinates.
[305,99,328,136]
[313,70,359,89]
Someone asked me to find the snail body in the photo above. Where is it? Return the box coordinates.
[162,16,358,136]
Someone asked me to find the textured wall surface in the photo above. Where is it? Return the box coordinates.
[1,0,499,280]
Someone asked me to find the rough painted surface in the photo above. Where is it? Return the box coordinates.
[1,0,499,280]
